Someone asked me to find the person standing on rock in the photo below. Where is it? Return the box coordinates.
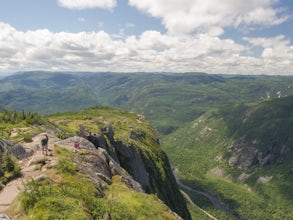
[41,134,49,156]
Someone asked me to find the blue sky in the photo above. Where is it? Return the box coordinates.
[0,0,164,34]
[0,0,292,75]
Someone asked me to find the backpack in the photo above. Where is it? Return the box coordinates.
[73,141,79,149]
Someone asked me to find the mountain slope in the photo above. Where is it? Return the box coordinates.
[0,107,190,219]
[163,96,293,219]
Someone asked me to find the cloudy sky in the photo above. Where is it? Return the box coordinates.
[0,0,292,75]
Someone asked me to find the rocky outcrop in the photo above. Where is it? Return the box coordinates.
[0,139,32,176]
[0,139,32,160]
[112,142,191,220]
[114,142,151,190]
[0,111,190,219]
[86,130,191,219]
[0,213,12,220]
[87,133,119,163]
[228,144,260,169]
[55,137,144,194]
[227,140,282,169]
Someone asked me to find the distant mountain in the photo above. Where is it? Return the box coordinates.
[163,96,293,219]
[1,71,293,135]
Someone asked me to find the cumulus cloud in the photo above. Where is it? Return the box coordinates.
[243,35,293,66]
[128,0,287,34]
[58,0,116,10]
[0,22,292,74]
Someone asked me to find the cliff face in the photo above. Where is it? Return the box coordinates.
[49,107,191,219]
[114,141,190,219]
[84,123,191,219]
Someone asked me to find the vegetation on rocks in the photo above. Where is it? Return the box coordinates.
[0,153,21,184]
[14,141,182,220]
[47,107,190,219]
[1,107,189,219]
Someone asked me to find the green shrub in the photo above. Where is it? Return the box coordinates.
[91,198,107,219]
[20,178,51,212]
[55,131,69,140]
[29,197,89,220]
[22,133,33,142]
[56,156,77,175]
[2,154,21,182]
[19,170,103,218]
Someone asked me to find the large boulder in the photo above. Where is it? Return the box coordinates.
[0,139,32,160]
[55,137,144,193]
[0,139,32,176]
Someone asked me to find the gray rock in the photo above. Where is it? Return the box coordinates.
[55,136,97,152]
[228,141,260,169]
[27,155,47,167]
[0,138,33,177]
[256,176,273,184]
[34,174,48,182]
[114,142,150,190]
[0,213,12,220]
[0,139,32,159]
[87,134,119,163]
[56,137,144,193]
[74,147,144,193]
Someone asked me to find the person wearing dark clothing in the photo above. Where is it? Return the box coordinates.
[41,134,49,156]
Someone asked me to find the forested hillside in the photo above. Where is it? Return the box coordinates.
[1,71,293,135]
[1,71,293,219]
[163,95,293,219]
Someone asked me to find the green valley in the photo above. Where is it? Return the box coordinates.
[163,95,293,219]
[0,71,293,219]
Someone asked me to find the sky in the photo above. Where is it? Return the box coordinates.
[0,0,292,75]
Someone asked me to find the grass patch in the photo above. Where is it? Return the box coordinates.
[1,154,21,184]
[17,148,179,220]
[103,175,179,220]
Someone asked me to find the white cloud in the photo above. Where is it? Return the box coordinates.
[243,35,293,65]
[0,22,292,74]
[128,0,287,34]
[58,0,116,10]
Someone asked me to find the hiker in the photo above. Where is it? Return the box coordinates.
[41,134,49,156]
[87,131,93,141]
[73,140,79,149]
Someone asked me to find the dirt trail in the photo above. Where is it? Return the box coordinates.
[0,133,60,213]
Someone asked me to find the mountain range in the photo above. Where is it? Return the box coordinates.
[0,71,293,219]
[1,71,292,134]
